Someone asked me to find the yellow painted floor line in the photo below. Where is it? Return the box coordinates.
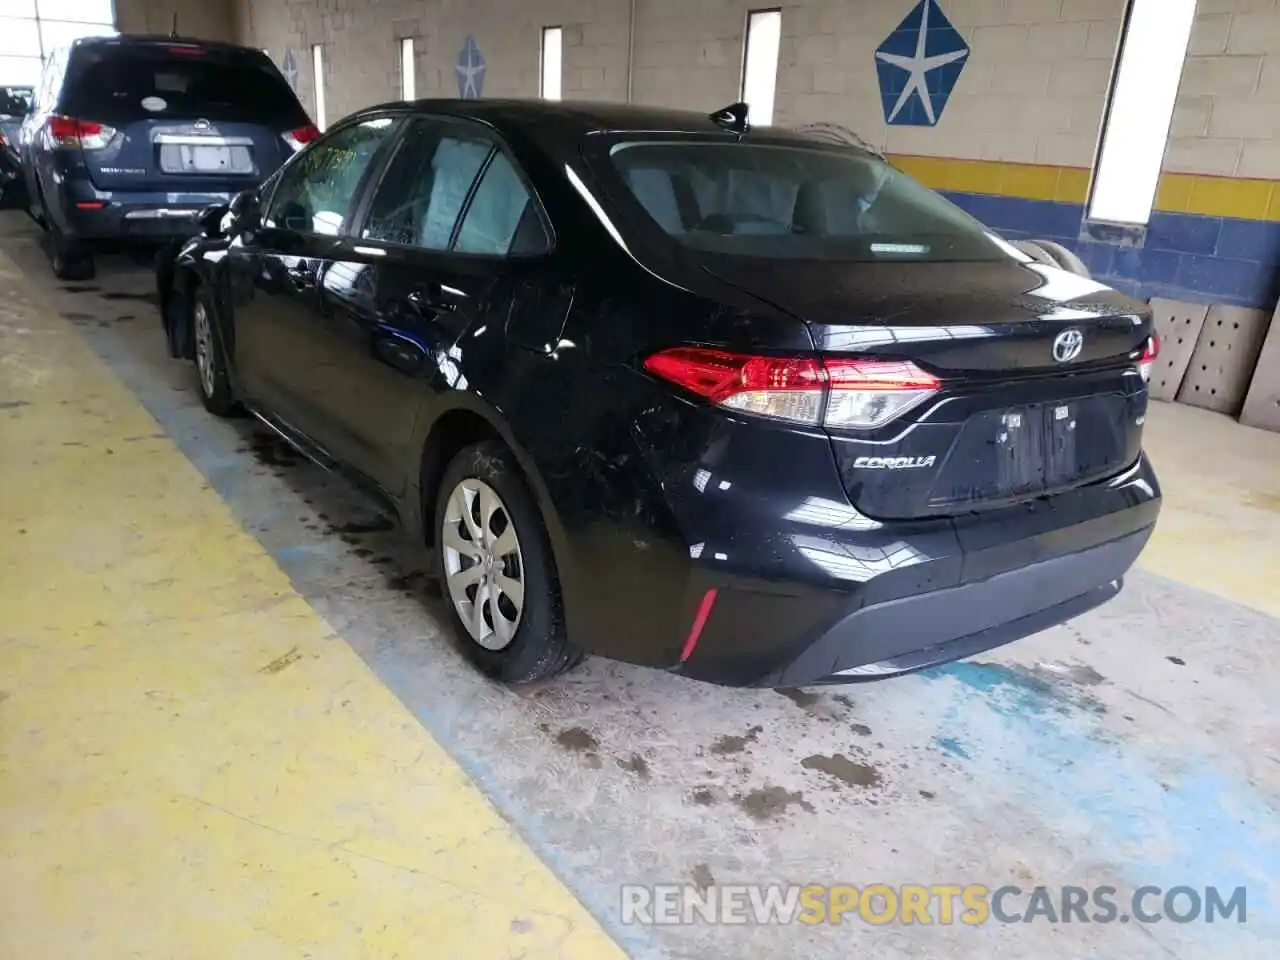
[1139,400,1280,619]
[0,253,626,958]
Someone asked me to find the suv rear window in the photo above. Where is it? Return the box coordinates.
[602,139,1007,263]
[60,45,304,125]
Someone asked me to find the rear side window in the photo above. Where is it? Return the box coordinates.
[362,120,492,250]
[454,152,549,256]
[60,45,304,125]
[602,140,1007,263]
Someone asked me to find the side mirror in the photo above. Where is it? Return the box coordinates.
[196,202,230,236]
[228,188,261,237]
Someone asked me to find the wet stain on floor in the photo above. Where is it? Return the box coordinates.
[801,753,883,789]
[692,863,715,892]
[736,786,815,820]
[777,688,820,709]
[100,290,159,305]
[248,432,304,469]
[259,646,303,674]
[554,726,599,753]
[710,725,763,756]
[330,516,396,535]
[616,754,651,779]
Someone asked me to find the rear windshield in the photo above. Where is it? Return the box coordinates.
[602,139,1007,263]
[61,45,304,125]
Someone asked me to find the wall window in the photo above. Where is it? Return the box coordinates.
[312,43,327,131]
[741,9,782,126]
[0,0,116,87]
[540,26,562,101]
[400,37,416,100]
[1088,0,1197,226]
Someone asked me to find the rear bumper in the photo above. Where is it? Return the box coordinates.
[56,187,233,242]
[670,454,1161,687]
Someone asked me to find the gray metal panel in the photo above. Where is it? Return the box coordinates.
[1240,302,1280,432]
[1176,305,1271,415]
[1148,298,1208,402]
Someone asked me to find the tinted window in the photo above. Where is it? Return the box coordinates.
[265,118,395,236]
[454,152,549,256]
[603,140,1007,263]
[362,119,492,250]
[61,45,305,124]
[0,87,33,118]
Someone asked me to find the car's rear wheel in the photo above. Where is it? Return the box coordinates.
[434,441,583,683]
[48,220,94,281]
[192,287,242,417]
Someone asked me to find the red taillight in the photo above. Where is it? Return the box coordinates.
[46,116,116,150]
[643,347,941,429]
[75,201,107,210]
[1139,332,1160,382]
[282,124,321,151]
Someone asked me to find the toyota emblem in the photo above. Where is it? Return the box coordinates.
[1052,328,1084,363]
[194,119,211,131]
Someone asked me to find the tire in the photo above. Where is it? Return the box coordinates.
[191,285,242,417]
[434,441,584,683]
[1032,239,1091,279]
[49,219,94,281]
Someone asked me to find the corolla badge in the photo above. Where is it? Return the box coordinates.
[1052,328,1084,363]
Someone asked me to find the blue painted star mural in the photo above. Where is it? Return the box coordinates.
[281,49,298,91]
[875,0,970,127]
[455,36,486,99]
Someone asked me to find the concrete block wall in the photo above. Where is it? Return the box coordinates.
[233,0,631,126]
[229,0,1280,310]
[116,0,238,43]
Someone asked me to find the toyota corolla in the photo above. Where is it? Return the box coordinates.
[157,99,1161,687]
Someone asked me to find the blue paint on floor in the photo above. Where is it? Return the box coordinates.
[922,661,1279,943]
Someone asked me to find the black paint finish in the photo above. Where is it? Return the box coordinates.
[158,99,1162,687]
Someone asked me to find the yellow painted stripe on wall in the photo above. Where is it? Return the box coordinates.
[889,154,1279,223]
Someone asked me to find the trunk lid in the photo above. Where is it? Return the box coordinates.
[702,256,1153,519]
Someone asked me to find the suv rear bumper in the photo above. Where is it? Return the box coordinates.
[670,454,1161,687]
[56,188,233,242]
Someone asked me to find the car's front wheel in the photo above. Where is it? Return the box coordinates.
[434,441,583,683]
[191,287,241,417]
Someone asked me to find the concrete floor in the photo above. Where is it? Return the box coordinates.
[2,210,1278,959]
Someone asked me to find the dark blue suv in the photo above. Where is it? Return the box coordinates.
[20,34,317,280]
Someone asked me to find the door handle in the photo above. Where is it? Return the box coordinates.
[407,284,455,314]
[286,262,313,290]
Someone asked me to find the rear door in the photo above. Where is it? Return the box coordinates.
[313,116,555,490]
[55,40,309,195]
[227,115,399,433]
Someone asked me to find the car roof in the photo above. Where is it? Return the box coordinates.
[347,98,833,148]
[64,34,271,57]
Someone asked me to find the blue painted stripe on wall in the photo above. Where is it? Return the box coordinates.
[942,191,1280,311]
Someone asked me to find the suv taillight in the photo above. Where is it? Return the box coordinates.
[1138,333,1160,382]
[643,347,941,429]
[46,116,117,150]
[282,124,321,151]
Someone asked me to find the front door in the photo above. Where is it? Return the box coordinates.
[227,114,398,436]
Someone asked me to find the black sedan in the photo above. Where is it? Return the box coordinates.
[156,98,1161,687]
